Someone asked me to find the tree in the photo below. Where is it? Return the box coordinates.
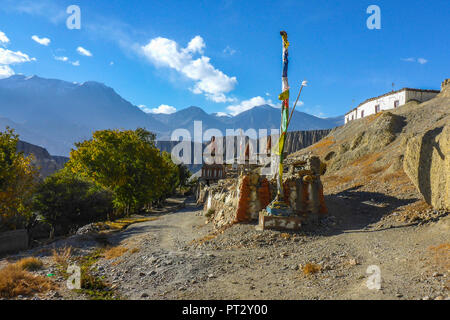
[178,163,192,189]
[0,128,38,232]
[157,151,180,204]
[66,128,165,214]
[33,170,113,238]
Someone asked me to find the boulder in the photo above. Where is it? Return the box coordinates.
[403,125,449,210]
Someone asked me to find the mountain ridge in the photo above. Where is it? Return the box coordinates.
[0,75,344,156]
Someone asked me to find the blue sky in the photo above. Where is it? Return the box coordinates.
[0,0,448,118]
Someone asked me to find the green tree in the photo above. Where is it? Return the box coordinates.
[157,151,180,204]
[0,128,38,231]
[33,170,113,238]
[66,128,165,214]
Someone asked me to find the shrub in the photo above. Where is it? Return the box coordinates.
[205,208,215,218]
[17,257,43,271]
[52,246,73,270]
[0,263,53,298]
[302,263,322,275]
[103,246,128,260]
[33,171,114,238]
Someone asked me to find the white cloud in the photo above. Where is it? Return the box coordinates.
[0,48,33,64]
[0,65,14,79]
[417,58,428,64]
[138,104,177,114]
[77,46,93,57]
[0,31,10,45]
[402,57,428,64]
[223,46,236,56]
[110,61,114,66]
[54,56,68,62]
[140,36,237,103]
[2,0,66,24]
[31,35,51,46]
[137,105,152,113]
[0,46,35,78]
[214,112,231,117]
[185,35,205,54]
[151,104,177,114]
[226,96,274,116]
[54,56,79,66]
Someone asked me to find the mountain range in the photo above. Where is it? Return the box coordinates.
[0,75,343,156]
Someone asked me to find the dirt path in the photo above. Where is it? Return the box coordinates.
[92,196,449,300]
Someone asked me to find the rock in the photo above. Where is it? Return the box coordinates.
[141,293,149,298]
[348,259,358,266]
[434,296,444,300]
[403,125,450,210]
[139,272,146,277]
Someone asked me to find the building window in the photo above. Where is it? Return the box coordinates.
[394,100,399,108]
[361,110,364,118]
[375,105,380,113]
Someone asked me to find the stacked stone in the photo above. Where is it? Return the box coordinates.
[236,172,272,221]
[282,156,327,217]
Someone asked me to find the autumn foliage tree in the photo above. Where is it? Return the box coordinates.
[0,128,38,231]
[66,128,168,214]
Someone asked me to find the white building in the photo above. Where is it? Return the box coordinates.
[345,87,440,124]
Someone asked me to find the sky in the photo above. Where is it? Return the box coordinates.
[0,0,449,118]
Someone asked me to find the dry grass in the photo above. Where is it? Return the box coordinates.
[17,257,44,271]
[381,170,407,183]
[280,233,291,240]
[101,217,159,231]
[366,112,384,123]
[308,136,335,157]
[322,174,354,190]
[350,152,383,168]
[190,233,219,246]
[0,263,54,298]
[395,200,433,222]
[302,263,322,275]
[103,246,128,260]
[52,247,73,266]
[130,248,140,254]
[361,164,388,176]
[429,243,450,272]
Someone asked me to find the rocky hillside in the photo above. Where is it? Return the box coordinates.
[17,141,68,178]
[284,129,332,154]
[289,80,450,220]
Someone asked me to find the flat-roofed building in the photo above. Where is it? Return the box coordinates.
[345,87,440,124]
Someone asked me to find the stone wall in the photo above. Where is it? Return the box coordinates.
[198,155,327,229]
[0,229,28,255]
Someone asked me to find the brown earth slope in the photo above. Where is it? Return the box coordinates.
[290,86,449,222]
